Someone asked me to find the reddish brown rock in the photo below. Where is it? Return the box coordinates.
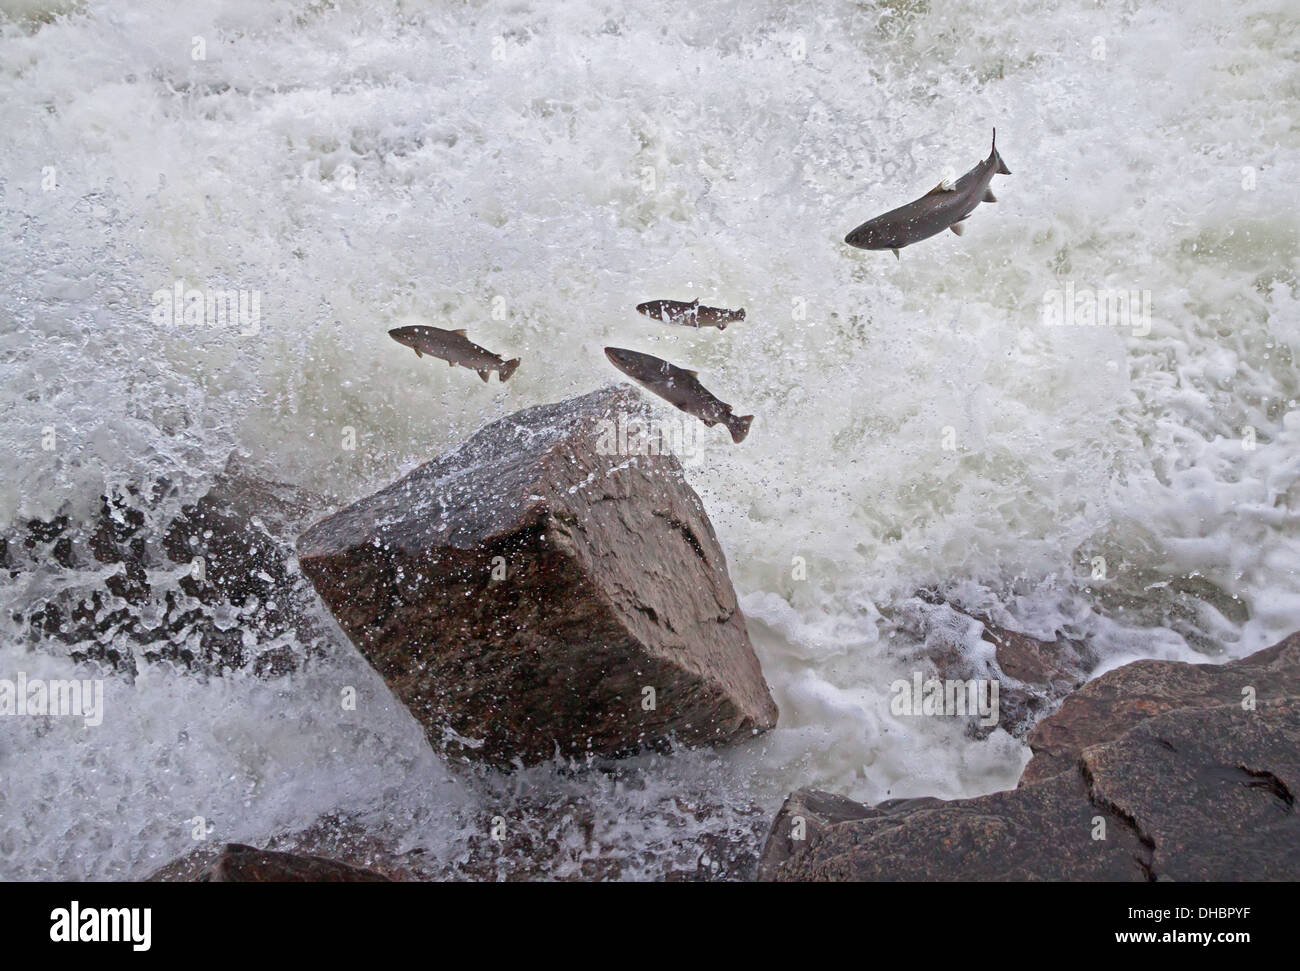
[755,787,887,881]
[196,844,393,882]
[760,697,1300,881]
[145,817,419,882]
[297,387,777,767]
[145,796,769,882]
[1022,632,1300,783]
[760,634,1300,881]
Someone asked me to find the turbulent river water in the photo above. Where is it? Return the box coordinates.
[2,0,1298,878]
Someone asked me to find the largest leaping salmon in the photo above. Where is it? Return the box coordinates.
[844,129,1011,258]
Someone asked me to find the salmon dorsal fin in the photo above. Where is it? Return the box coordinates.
[927,179,957,195]
[690,298,699,307]
[682,368,699,377]
[451,328,467,336]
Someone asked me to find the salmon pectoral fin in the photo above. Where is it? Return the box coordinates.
[892,248,900,259]
[448,359,455,366]
[477,368,490,383]
[414,348,423,358]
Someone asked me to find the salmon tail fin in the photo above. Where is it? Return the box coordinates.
[991,128,1011,175]
[728,414,754,444]
[477,368,490,383]
[736,308,746,321]
[499,358,521,382]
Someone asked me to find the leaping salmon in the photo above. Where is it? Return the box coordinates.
[604,346,753,444]
[844,129,1011,258]
[636,298,746,329]
[388,325,520,383]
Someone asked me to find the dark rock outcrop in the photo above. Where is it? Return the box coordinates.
[760,773,1150,881]
[297,387,777,767]
[196,844,394,882]
[762,699,1299,880]
[146,817,419,882]
[146,795,769,882]
[760,637,1300,881]
[755,788,884,880]
[6,454,335,675]
[1023,633,1300,783]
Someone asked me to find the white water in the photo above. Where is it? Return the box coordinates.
[2,0,1298,879]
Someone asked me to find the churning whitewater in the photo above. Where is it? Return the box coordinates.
[1,0,1298,879]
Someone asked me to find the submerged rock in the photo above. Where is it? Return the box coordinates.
[893,594,1096,738]
[448,793,769,882]
[6,455,336,676]
[298,387,777,767]
[759,637,1300,881]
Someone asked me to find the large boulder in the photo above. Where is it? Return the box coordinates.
[1023,633,1300,782]
[297,387,777,767]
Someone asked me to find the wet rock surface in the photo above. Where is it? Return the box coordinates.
[4,455,336,676]
[196,844,396,882]
[298,387,777,768]
[1023,632,1300,783]
[759,638,1300,881]
[147,793,770,882]
[760,772,1150,881]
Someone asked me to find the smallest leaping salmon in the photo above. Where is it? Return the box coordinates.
[604,346,754,443]
[844,129,1011,258]
[636,298,745,330]
[388,325,520,383]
